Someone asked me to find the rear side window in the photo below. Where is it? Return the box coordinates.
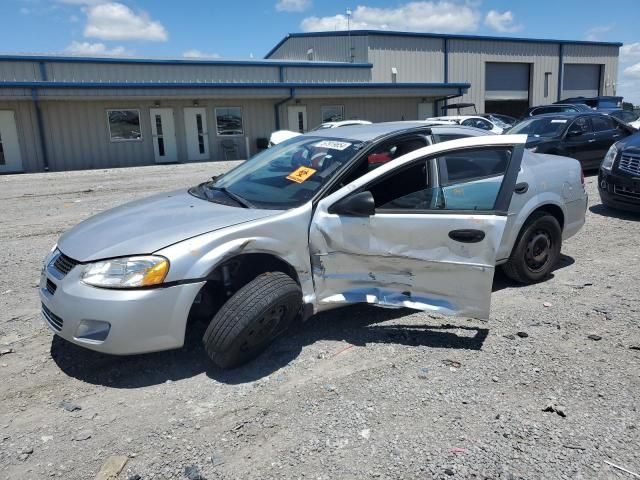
[433,133,468,143]
[592,116,615,132]
[569,117,592,134]
[461,118,493,130]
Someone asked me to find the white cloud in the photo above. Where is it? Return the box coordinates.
[276,0,311,12]
[484,10,522,33]
[182,49,221,59]
[585,25,612,41]
[58,0,107,5]
[623,62,640,79]
[64,41,130,56]
[621,42,640,60]
[84,2,168,42]
[301,1,480,33]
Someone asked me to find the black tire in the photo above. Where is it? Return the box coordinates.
[202,272,301,369]
[502,212,562,284]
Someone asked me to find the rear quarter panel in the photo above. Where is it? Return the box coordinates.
[497,152,585,262]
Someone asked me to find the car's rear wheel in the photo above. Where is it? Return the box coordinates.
[202,272,301,369]
[502,212,562,284]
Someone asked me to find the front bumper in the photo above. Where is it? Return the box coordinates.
[598,169,640,213]
[39,263,204,355]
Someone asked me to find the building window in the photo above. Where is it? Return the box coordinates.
[544,72,552,98]
[321,105,345,123]
[215,107,244,136]
[107,109,142,141]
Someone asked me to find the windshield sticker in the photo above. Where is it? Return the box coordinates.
[286,166,317,184]
[314,140,352,151]
[551,119,568,123]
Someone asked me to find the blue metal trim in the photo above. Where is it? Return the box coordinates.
[557,44,564,102]
[38,61,48,81]
[0,81,471,90]
[31,88,50,171]
[443,38,449,83]
[265,30,622,57]
[0,54,373,69]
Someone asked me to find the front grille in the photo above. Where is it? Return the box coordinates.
[45,279,57,295]
[619,153,640,176]
[52,253,80,277]
[42,303,63,332]
[613,185,640,200]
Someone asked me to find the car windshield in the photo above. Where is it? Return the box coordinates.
[485,115,511,129]
[509,117,568,138]
[190,136,365,210]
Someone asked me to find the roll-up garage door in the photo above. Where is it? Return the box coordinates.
[562,64,601,99]
[485,62,530,117]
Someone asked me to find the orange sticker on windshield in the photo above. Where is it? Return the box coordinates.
[286,166,317,184]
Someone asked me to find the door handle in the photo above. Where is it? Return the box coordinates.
[448,229,486,243]
[588,139,596,143]
[613,134,621,138]
[514,182,529,194]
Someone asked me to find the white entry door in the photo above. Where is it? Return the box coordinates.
[149,108,177,163]
[287,105,307,133]
[418,102,434,120]
[0,111,23,173]
[184,107,209,161]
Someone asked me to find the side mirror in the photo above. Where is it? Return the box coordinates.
[329,191,375,216]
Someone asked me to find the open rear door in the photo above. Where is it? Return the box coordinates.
[309,135,527,319]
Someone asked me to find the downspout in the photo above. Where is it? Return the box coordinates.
[274,87,295,131]
[31,88,50,171]
[557,43,564,102]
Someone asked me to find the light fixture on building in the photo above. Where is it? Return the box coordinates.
[295,99,301,105]
[307,48,314,61]
[154,101,160,107]
[193,100,199,107]
[391,67,398,84]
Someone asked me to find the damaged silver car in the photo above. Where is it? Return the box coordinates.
[40,122,587,368]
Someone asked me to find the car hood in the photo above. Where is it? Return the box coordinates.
[617,131,640,149]
[57,190,279,262]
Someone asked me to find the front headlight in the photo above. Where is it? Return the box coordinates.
[81,256,169,288]
[601,144,618,171]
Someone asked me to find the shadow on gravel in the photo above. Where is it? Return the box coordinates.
[51,304,489,387]
[589,203,640,221]
[491,254,575,292]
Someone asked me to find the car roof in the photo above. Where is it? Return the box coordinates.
[300,121,491,142]
[526,111,608,119]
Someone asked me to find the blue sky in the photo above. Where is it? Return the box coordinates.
[4,0,640,102]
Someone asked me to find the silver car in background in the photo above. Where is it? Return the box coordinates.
[40,123,587,368]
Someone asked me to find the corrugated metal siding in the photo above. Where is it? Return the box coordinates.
[280,97,432,131]
[284,66,370,83]
[46,63,281,83]
[267,36,369,63]
[0,61,40,82]
[563,44,619,96]
[35,99,276,172]
[448,39,560,109]
[368,35,444,83]
[0,100,42,172]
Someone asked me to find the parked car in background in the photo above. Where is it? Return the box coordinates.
[555,96,623,112]
[609,110,640,130]
[269,120,372,146]
[509,112,635,169]
[40,123,585,368]
[427,115,504,134]
[479,113,518,128]
[598,132,640,212]
[524,104,592,117]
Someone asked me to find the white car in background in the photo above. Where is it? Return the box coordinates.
[269,120,372,147]
[427,115,505,134]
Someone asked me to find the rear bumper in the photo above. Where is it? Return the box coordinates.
[39,266,204,355]
[598,169,640,212]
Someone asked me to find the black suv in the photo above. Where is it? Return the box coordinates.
[524,104,592,117]
[509,112,634,170]
[598,132,640,212]
[555,96,623,113]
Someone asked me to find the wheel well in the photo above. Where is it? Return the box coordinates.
[530,204,564,230]
[187,253,300,325]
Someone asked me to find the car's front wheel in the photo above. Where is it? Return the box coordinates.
[502,212,562,284]
[202,272,301,369]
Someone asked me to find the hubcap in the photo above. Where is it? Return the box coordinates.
[240,305,287,351]
[525,229,552,272]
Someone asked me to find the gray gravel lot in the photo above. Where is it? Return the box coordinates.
[1,163,639,480]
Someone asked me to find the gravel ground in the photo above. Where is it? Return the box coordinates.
[1,163,639,480]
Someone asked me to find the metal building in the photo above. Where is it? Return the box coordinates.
[0,30,620,173]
